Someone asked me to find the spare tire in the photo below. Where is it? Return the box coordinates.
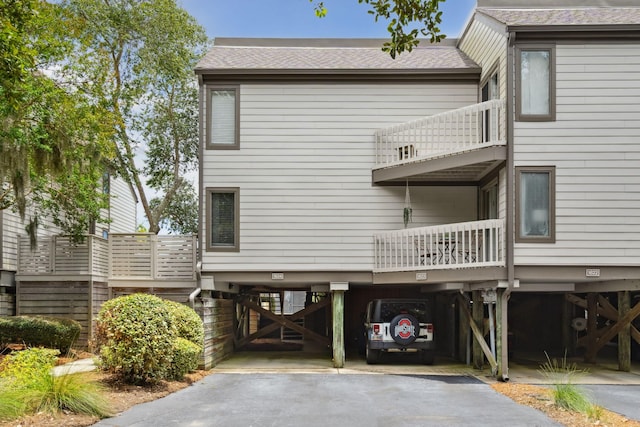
[389,314,419,346]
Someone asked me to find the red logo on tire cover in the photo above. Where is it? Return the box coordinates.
[394,318,415,339]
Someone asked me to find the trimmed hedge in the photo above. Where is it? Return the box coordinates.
[167,337,201,380]
[95,294,175,384]
[0,316,81,353]
[165,300,204,347]
[95,294,204,384]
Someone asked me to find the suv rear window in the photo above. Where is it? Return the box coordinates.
[379,302,429,323]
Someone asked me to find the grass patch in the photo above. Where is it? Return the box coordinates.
[0,348,112,421]
[538,351,601,420]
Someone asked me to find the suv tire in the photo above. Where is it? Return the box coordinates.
[389,314,420,346]
[365,342,380,364]
[420,350,434,365]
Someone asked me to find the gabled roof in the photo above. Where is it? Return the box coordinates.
[477,7,640,28]
[195,38,480,78]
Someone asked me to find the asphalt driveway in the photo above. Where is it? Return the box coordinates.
[94,373,561,427]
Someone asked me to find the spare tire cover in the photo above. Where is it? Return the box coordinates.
[389,314,419,345]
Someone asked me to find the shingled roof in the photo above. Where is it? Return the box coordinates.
[195,38,480,76]
[478,7,640,27]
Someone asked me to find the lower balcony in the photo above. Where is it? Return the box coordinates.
[373,219,505,273]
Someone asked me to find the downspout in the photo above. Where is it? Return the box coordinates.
[507,32,515,290]
[191,73,205,311]
[189,260,203,309]
[197,74,204,270]
[497,30,517,383]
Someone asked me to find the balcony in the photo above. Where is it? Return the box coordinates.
[373,100,506,184]
[373,219,505,273]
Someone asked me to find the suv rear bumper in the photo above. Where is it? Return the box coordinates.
[368,340,435,352]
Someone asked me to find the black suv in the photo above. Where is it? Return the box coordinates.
[363,299,435,365]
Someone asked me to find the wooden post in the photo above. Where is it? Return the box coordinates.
[585,293,598,363]
[472,290,484,369]
[496,288,509,381]
[456,293,497,373]
[561,297,574,356]
[330,282,348,368]
[618,291,631,372]
[458,295,469,363]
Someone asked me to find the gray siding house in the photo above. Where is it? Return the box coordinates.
[195,0,640,376]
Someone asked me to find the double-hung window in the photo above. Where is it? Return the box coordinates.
[516,45,555,121]
[516,167,555,243]
[206,188,239,251]
[206,86,239,149]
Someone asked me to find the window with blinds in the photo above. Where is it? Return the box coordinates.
[206,188,239,251]
[515,167,556,243]
[516,45,556,122]
[206,86,239,149]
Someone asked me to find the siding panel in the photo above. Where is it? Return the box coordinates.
[201,83,478,271]
[514,43,640,265]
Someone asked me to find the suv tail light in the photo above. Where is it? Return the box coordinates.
[426,323,434,333]
[373,324,381,334]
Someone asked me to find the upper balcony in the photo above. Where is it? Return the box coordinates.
[373,99,506,184]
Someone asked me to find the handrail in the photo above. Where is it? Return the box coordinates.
[375,99,506,167]
[373,219,505,273]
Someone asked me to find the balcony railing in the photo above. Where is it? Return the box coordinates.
[17,234,197,285]
[375,99,505,168]
[17,235,109,277]
[109,233,197,283]
[373,219,505,273]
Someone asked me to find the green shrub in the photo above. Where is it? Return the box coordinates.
[165,300,204,346]
[0,316,81,353]
[167,337,201,380]
[0,347,60,388]
[96,293,176,384]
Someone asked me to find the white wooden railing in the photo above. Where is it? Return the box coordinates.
[18,235,109,276]
[375,99,505,167]
[373,219,505,273]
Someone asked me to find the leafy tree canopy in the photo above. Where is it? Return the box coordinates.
[60,0,208,234]
[312,0,446,58]
[1,0,114,242]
